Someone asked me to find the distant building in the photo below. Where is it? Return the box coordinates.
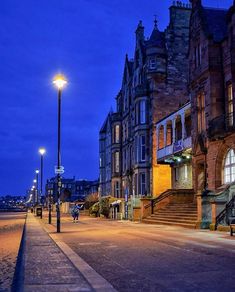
[45,177,98,202]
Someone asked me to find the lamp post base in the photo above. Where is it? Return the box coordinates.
[56,202,61,233]
[48,203,52,224]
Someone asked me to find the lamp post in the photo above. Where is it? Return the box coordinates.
[39,148,46,204]
[33,179,37,204]
[53,74,67,233]
[35,170,39,204]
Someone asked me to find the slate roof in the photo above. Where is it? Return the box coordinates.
[146,27,165,48]
[202,7,228,42]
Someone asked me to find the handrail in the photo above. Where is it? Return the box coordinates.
[215,195,235,229]
[144,189,194,214]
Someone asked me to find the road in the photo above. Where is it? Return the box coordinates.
[45,215,235,292]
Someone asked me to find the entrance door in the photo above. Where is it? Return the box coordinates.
[197,163,205,192]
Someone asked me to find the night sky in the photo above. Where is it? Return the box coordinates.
[0,0,232,196]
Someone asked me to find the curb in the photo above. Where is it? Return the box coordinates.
[11,213,27,292]
[42,222,117,292]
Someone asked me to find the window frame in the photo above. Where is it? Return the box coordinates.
[224,149,235,184]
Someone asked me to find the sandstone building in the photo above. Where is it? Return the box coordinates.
[189,0,235,227]
[99,2,191,199]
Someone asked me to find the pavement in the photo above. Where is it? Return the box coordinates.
[14,211,235,292]
[15,212,116,292]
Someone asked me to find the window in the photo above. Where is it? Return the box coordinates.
[175,168,179,181]
[135,136,138,163]
[140,135,146,162]
[197,93,206,133]
[140,173,146,196]
[228,84,233,126]
[123,149,126,172]
[115,181,120,198]
[149,58,156,69]
[114,152,120,173]
[184,165,188,179]
[224,149,235,184]
[194,44,201,68]
[140,100,146,124]
[158,125,164,149]
[114,125,120,143]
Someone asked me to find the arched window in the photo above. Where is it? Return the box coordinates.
[224,149,235,184]
[158,126,164,149]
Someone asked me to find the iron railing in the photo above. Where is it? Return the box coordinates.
[215,195,235,229]
[144,189,194,214]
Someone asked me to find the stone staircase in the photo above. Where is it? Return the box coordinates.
[142,202,197,229]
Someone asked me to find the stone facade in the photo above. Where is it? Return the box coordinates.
[99,2,191,198]
[189,0,235,194]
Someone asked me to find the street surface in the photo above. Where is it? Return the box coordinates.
[44,214,235,292]
[0,212,26,291]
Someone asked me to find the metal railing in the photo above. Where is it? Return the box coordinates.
[144,189,194,214]
[215,195,235,229]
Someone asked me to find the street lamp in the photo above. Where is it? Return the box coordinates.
[39,148,46,203]
[53,74,67,233]
[35,170,39,205]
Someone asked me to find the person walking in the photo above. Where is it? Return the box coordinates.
[71,203,83,223]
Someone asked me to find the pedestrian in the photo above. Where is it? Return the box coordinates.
[71,203,83,223]
[71,203,79,223]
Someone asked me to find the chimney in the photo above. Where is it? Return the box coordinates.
[189,0,201,9]
[135,20,145,43]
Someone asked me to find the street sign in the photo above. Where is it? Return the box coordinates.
[55,166,65,174]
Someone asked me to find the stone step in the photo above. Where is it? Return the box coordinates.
[161,205,197,209]
[156,211,197,216]
[151,214,197,220]
[142,219,196,229]
[149,216,197,224]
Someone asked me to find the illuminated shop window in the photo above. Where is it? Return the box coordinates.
[224,149,235,184]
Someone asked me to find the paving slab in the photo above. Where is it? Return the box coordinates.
[21,213,94,292]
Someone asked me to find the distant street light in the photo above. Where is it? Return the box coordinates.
[53,74,67,233]
[35,170,39,205]
[39,148,46,203]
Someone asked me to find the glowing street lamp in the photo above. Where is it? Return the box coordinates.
[35,169,39,204]
[38,148,46,203]
[53,74,67,233]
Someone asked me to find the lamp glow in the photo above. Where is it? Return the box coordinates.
[33,179,37,183]
[39,148,46,156]
[53,74,67,90]
[35,169,39,174]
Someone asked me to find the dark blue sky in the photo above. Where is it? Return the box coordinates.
[0,0,232,195]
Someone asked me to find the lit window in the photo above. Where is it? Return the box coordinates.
[115,125,120,143]
[184,165,188,179]
[224,149,235,184]
[228,84,233,126]
[197,93,205,133]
